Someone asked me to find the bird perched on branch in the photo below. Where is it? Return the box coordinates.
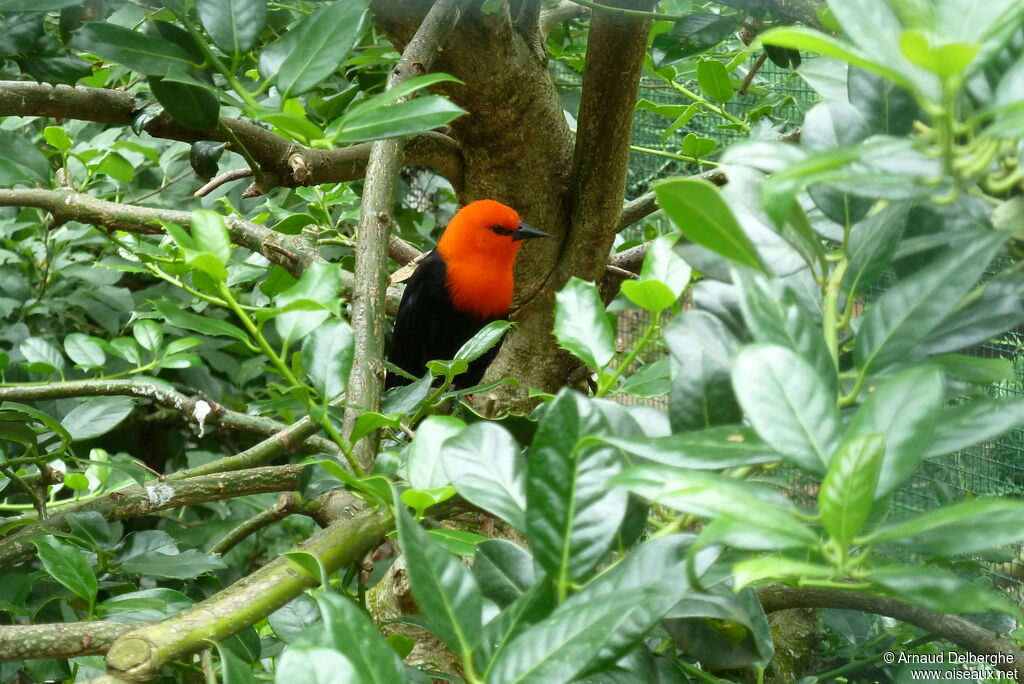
[385,199,550,389]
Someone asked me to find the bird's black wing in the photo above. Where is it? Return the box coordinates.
[386,251,495,388]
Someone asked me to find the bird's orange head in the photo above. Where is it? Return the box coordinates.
[436,199,550,319]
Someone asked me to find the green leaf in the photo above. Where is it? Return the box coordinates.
[869,499,1024,556]
[20,337,65,375]
[487,537,694,683]
[64,333,105,369]
[614,465,817,549]
[898,30,977,78]
[871,565,1016,616]
[651,13,736,67]
[442,422,527,530]
[621,279,677,314]
[681,133,716,158]
[0,0,81,9]
[71,23,195,75]
[132,320,163,355]
[733,557,834,591]
[216,641,259,684]
[473,539,536,607]
[841,203,909,297]
[60,396,134,441]
[931,354,1015,385]
[526,390,627,584]
[394,491,482,655]
[153,298,251,345]
[43,126,71,154]
[854,231,1007,374]
[407,415,464,491]
[553,277,615,369]
[190,210,231,275]
[665,311,742,432]
[274,262,342,347]
[109,338,144,365]
[697,57,733,102]
[925,397,1024,458]
[653,178,763,270]
[196,0,266,57]
[922,269,1024,355]
[605,426,780,470]
[338,73,463,123]
[732,344,840,474]
[336,95,467,143]
[120,549,227,579]
[275,646,357,683]
[302,319,354,400]
[846,365,943,496]
[475,582,555,677]
[454,320,513,363]
[64,472,90,491]
[818,434,884,547]
[260,0,372,100]
[733,267,837,398]
[316,592,406,684]
[148,74,220,131]
[0,130,50,185]
[32,536,97,603]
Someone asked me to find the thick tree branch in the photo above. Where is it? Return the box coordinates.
[104,502,393,682]
[0,188,320,279]
[0,621,142,663]
[0,465,305,569]
[345,0,469,469]
[0,379,339,456]
[0,81,464,192]
[757,584,1024,683]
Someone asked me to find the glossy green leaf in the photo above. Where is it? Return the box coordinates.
[922,269,1024,355]
[0,130,50,185]
[732,267,837,397]
[216,641,259,684]
[302,319,354,400]
[337,95,467,144]
[475,582,555,677]
[274,262,342,347]
[654,178,762,270]
[148,75,220,131]
[697,57,733,102]
[407,415,464,490]
[605,426,779,470]
[20,337,65,375]
[732,344,840,474]
[846,365,943,496]
[553,277,615,369]
[153,299,251,345]
[526,390,627,583]
[665,310,743,432]
[120,549,227,578]
[61,396,134,441]
[454,320,512,363]
[842,203,909,297]
[620,279,676,313]
[733,557,834,591]
[925,398,1024,458]
[854,231,1007,374]
[818,434,884,546]
[191,210,231,268]
[196,0,266,57]
[651,13,736,67]
[32,536,97,603]
[442,422,527,530]
[64,333,105,369]
[394,493,482,655]
[473,539,535,607]
[487,536,694,683]
[43,126,71,154]
[316,592,406,684]
[132,320,163,355]
[869,498,1024,556]
[275,646,356,683]
[72,23,195,75]
[871,565,1016,615]
[0,0,80,9]
[260,0,372,100]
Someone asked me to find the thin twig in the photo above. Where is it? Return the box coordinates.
[210,493,298,555]
[194,167,254,198]
[739,51,768,95]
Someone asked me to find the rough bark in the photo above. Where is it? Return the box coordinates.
[345,0,470,469]
[0,621,142,663]
[0,81,464,192]
[104,502,393,682]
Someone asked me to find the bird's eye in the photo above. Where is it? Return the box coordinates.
[490,224,514,236]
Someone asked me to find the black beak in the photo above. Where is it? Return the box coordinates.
[510,222,551,241]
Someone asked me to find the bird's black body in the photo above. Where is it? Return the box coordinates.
[385,250,501,389]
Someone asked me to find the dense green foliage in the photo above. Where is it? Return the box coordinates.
[2,0,1024,683]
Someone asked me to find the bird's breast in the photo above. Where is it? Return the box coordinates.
[443,259,514,320]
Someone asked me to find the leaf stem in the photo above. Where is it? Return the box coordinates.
[597,314,659,396]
